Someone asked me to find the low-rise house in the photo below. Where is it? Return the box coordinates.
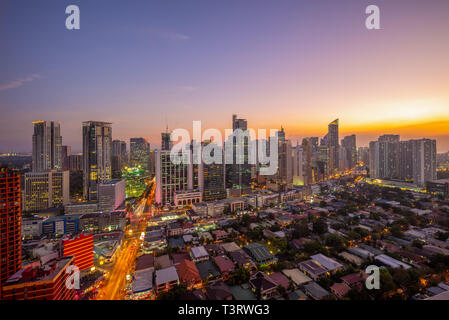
[196,260,221,282]
[268,272,290,290]
[144,229,167,251]
[303,282,330,300]
[249,272,279,300]
[155,266,179,294]
[181,289,207,300]
[229,249,255,270]
[298,260,328,281]
[263,229,286,239]
[221,242,241,253]
[176,259,202,290]
[205,244,225,256]
[243,243,277,265]
[374,254,411,269]
[340,273,364,289]
[287,289,308,300]
[198,231,213,242]
[310,253,343,274]
[135,254,154,272]
[229,283,256,300]
[212,230,228,241]
[423,245,449,256]
[131,269,154,300]
[172,252,192,265]
[155,254,173,269]
[291,238,311,250]
[205,281,233,300]
[338,251,364,266]
[281,268,312,286]
[182,234,194,243]
[168,237,185,249]
[167,222,183,237]
[190,246,209,262]
[214,256,235,278]
[330,282,351,299]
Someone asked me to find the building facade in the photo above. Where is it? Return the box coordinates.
[32,121,62,172]
[0,168,22,299]
[23,170,69,212]
[82,121,112,201]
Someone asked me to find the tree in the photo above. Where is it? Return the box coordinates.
[292,221,310,238]
[313,218,328,235]
[157,284,187,300]
[303,240,323,255]
[227,267,250,285]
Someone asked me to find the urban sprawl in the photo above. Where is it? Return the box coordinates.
[1,115,449,301]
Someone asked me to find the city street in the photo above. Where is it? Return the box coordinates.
[96,179,155,300]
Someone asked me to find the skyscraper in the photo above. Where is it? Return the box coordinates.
[32,121,62,172]
[369,135,436,186]
[341,135,357,170]
[225,114,251,195]
[130,138,150,170]
[200,141,226,201]
[155,149,192,205]
[292,144,304,186]
[302,138,313,186]
[275,127,293,185]
[82,121,112,201]
[161,127,172,151]
[112,140,127,176]
[0,168,22,299]
[327,119,339,174]
[61,145,71,171]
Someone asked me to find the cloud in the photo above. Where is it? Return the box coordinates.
[149,29,190,41]
[178,86,198,92]
[0,74,41,91]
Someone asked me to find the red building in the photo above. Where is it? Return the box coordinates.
[0,168,22,299]
[2,257,76,300]
[62,233,94,271]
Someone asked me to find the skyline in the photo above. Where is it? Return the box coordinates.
[1,0,449,152]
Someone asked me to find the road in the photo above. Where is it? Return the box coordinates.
[95,178,156,300]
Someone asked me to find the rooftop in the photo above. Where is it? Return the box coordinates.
[155,266,179,285]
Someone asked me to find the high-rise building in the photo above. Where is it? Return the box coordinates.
[32,121,62,172]
[326,119,339,174]
[409,139,437,186]
[292,144,304,186]
[358,147,370,167]
[130,138,150,171]
[82,121,112,201]
[225,114,251,195]
[68,153,83,172]
[122,166,147,199]
[0,168,22,299]
[275,127,293,185]
[112,140,127,176]
[61,233,94,271]
[314,145,330,182]
[23,170,70,212]
[61,145,71,171]
[161,128,172,151]
[98,179,126,212]
[302,138,313,186]
[155,149,192,205]
[369,136,436,186]
[200,141,226,201]
[341,135,357,170]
